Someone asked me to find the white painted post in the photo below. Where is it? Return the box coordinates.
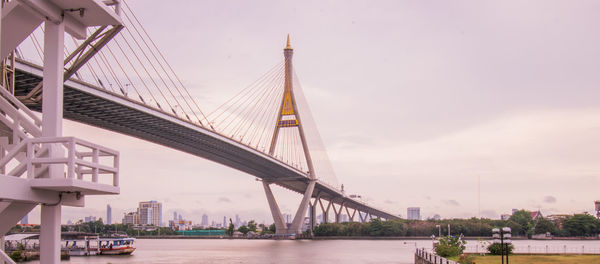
[92,148,99,182]
[113,152,119,186]
[26,141,33,179]
[40,19,66,264]
[67,140,75,179]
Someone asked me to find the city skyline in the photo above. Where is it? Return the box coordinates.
[18,0,600,225]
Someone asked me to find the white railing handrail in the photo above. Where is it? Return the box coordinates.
[0,86,42,136]
[0,136,119,187]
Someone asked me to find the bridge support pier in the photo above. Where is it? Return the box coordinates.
[262,182,287,234]
[345,206,356,222]
[318,198,331,224]
[263,180,316,235]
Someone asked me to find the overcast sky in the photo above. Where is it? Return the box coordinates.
[23,0,600,225]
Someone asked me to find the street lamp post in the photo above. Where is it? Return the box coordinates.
[493,227,512,264]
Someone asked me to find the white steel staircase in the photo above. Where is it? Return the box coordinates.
[0,86,120,262]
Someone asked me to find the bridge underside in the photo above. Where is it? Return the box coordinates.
[14,59,399,221]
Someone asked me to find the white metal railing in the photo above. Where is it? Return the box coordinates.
[465,244,600,255]
[0,86,42,141]
[415,248,458,264]
[0,137,119,187]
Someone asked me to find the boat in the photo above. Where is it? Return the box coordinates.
[99,237,136,255]
[62,232,100,256]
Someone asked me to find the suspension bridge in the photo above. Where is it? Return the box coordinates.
[0,1,398,262]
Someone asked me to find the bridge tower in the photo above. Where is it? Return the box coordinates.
[263,35,317,235]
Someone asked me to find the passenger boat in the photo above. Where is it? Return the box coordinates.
[99,237,136,255]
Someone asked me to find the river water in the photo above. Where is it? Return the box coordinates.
[28,239,600,264]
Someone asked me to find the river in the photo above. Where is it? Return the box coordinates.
[27,239,600,263]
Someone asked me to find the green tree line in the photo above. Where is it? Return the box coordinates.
[313,211,600,238]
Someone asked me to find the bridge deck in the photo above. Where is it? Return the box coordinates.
[14,59,398,220]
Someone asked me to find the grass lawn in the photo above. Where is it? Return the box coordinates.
[454,255,600,264]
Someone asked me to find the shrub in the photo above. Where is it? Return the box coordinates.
[10,250,23,262]
[487,242,514,255]
[434,235,466,257]
[457,254,476,264]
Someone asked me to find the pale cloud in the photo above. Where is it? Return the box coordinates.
[443,200,460,207]
[218,197,232,203]
[544,196,557,204]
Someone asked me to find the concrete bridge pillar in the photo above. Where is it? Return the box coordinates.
[262,180,315,235]
[318,198,331,224]
[262,182,287,235]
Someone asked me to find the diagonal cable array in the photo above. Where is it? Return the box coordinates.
[16,0,212,128]
[14,1,339,185]
[206,62,308,172]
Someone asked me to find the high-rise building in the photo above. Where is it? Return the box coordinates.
[178,214,182,221]
[173,212,178,220]
[235,214,240,227]
[84,216,97,223]
[106,204,112,225]
[341,214,348,222]
[223,216,227,228]
[21,214,28,225]
[407,207,421,220]
[138,200,162,226]
[283,213,292,224]
[122,212,139,225]
[201,214,209,227]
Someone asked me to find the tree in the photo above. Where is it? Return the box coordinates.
[508,210,533,236]
[247,220,257,232]
[533,217,557,235]
[238,225,249,235]
[268,223,276,233]
[563,214,600,237]
[227,218,235,236]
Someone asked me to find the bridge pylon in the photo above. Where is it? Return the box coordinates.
[263,35,316,236]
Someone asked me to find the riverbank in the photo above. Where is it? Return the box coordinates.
[453,255,600,263]
[134,235,599,240]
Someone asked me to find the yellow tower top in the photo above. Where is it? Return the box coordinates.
[284,34,293,50]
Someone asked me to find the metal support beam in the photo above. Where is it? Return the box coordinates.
[18,24,123,104]
[0,202,36,235]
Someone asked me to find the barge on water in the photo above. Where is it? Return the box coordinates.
[99,237,136,255]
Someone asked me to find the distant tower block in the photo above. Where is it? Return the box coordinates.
[595,201,600,218]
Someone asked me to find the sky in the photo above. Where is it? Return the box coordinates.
[22,0,600,225]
